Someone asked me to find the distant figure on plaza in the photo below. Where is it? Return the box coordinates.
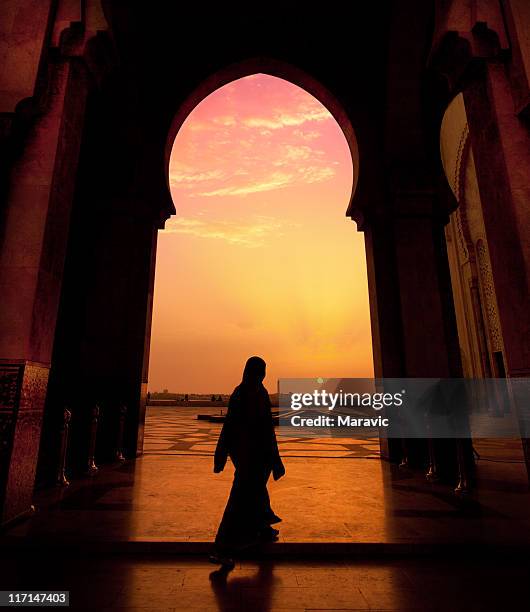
[210,356,285,566]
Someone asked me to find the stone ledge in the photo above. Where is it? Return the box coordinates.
[1,536,529,558]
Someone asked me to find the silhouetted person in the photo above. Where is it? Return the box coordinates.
[210,356,285,566]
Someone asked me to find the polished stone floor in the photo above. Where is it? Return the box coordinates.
[5,408,530,548]
[1,552,530,611]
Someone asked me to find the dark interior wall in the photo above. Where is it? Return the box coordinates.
[38,1,398,478]
[35,1,466,482]
[37,64,161,478]
[3,0,530,524]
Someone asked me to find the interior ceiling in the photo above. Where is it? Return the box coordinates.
[101,1,394,69]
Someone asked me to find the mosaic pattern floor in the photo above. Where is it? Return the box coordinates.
[144,407,381,459]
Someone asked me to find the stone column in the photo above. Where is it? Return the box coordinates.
[362,212,406,461]
[399,194,468,476]
[361,192,463,468]
[53,201,160,464]
[463,64,530,379]
[392,193,462,379]
[83,209,159,459]
[463,62,530,475]
[0,58,88,524]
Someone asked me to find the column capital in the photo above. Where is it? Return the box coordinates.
[94,195,174,229]
[427,0,510,95]
[350,187,453,232]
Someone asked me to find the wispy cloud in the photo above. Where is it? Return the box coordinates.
[172,160,337,200]
[293,129,321,141]
[213,115,236,126]
[299,166,335,183]
[243,107,331,130]
[273,145,322,166]
[168,74,343,203]
[284,144,313,160]
[163,215,288,247]
[170,168,225,186]
[196,172,293,197]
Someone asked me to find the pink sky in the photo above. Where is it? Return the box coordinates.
[148,74,373,393]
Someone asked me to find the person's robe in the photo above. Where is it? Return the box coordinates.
[213,382,282,552]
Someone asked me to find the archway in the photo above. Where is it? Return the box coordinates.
[162,58,360,214]
[148,71,371,398]
[139,70,387,541]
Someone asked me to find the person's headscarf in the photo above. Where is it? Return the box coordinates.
[241,356,266,387]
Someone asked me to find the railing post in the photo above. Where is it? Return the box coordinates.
[425,437,439,482]
[86,404,99,475]
[116,404,127,462]
[399,439,409,468]
[56,407,71,487]
[454,438,470,496]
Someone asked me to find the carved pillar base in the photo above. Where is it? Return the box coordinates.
[0,361,49,525]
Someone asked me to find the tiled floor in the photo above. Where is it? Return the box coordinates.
[1,553,530,611]
[144,407,381,459]
[5,407,530,548]
[4,408,529,610]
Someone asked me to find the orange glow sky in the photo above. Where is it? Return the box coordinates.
[149,74,373,393]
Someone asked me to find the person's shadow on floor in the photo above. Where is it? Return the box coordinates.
[209,562,277,611]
